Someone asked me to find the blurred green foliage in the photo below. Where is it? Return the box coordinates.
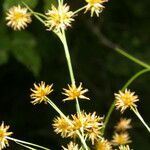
[0,0,150,149]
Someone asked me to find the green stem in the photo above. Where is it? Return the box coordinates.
[16,142,37,150]
[46,98,88,149]
[122,69,150,90]
[74,6,87,15]
[56,30,88,149]
[61,29,75,85]
[7,137,50,150]
[77,131,89,150]
[46,97,71,123]
[23,2,46,25]
[131,107,150,133]
[76,98,81,115]
[115,47,150,69]
[102,68,150,135]
[59,29,82,115]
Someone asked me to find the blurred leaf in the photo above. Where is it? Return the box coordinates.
[3,0,38,10]
[0,50,9,65]
[11,31,41,76]
[43,0,57,10]
[0,25,10,65]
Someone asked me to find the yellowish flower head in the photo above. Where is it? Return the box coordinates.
[85,0,108,17]
[83,112,104,144]
[118,145,132,150]
[30,81,53,105]
[62,142,79,150]
[53,116,72,138]
[96,138,112,150]
[115,118,132,131]
[53,111,103,144]
[6,5,32,30]
[0,122,13,149]
[62,83,89,101]
[114,89,139,113]
[112,132,131,146]
[45,3,74,31]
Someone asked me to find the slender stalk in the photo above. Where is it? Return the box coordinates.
[61,29,75,85]
[46,98,71,124]
[56,31,89,148]
[23,2,46,25]
[90,27,150,70]
[102,68,150,135]
[46,98,88,149]
[77,131,89,150]
[74,6,87,15]
[16,142,37,150]
[115,47,150,69]
[131,107,150,132]
[60,29,82,115]
[76,97,81,115]
[7,137,50,150]
[122,69,150,90]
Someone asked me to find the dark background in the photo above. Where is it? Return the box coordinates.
[0,0,150,149]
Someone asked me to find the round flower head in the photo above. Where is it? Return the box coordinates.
[62,142,79,150]
[6,5,32,30]
[70,112,103,144]
[62,83,89,101]
[85,0,108,17]
[84,112,104,144]
[30,81,53,105]
[45,3,74,31]
[96,138,112,150]
[0,122,13,149]
[53,111,103,144]
[111,132,131,146]
[114,89,139,113]
[118,145,132,150]
[53,116,72,138]
[114,118,132,132]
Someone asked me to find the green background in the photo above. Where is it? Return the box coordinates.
[0,0,150,149]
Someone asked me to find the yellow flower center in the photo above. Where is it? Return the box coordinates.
[13,12,25,22]
[121,94,133,106]
[117,136,126,144]
[70,89,81,99]
[40,89,47,97]
[0,130,4,141]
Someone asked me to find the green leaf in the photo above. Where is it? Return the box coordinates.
[0,25,10,65]
[11,31,41,76]
[0,50,9,65]
[3,0,38,10]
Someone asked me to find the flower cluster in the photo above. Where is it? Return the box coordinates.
[118,145,132,150]
[62,83,89,101]
[62,142,79,150]
[53,112,104,144]
[96,138,112,150]
[5,0,109,32]
[114,118,131,132]
[114,89,139,113]
[112,132,131,146]
[45,3,74,31]
[30,81,53,105]
[6,5,32,30]
[0,122,12,149]
[85,0,108,17]
[111,118,132,147]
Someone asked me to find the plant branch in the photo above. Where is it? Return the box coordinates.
[7,137,50,150]
[102,68,150,135]
[87,21,150,69]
